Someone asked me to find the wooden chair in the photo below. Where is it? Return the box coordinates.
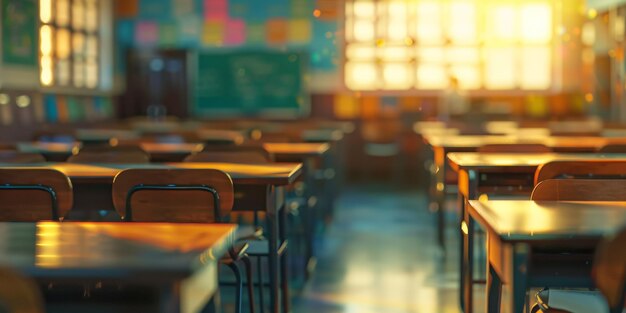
[0,151,45,163]
[534,160,626,185]
[477,143,552,153]
[111,169,254,313]
[0,168,72,221]
[531,179,626,201]
[67,146,150,164]
[0,267,44,313]
[532,227,626,313]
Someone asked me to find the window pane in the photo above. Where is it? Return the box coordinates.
[416,2,444,45]
[416,64,447,89]
[387,21,408,42]
[520,46,551,89]
[40,0,52,23]
[353,1,375,19]
[488,5,517,42]
[74,57,85,87]
[57,59,71,86]
[449,1,477,44]
[41,56,54,86]
[353,20,375,42]
[520,3,552,43]
[450,65,481,89]
[85,0,99,32]
[73,33,85,56]
[57,29,71,59]
[86,59,98,88]
[56,0,70,27]
[72,0,85,30]
[86,36,98,58]
[345,62,379,90]
[484,47,516,89]
[40,25,54,55]
[383,63,413,89]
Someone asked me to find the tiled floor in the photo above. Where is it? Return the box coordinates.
[292,184,464,313]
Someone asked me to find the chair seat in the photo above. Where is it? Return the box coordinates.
[536,289,612,313]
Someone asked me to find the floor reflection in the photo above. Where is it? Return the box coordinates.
[293,185,463,313]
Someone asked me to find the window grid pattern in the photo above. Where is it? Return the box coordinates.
[40,0,100,89]
[344,0,555,91]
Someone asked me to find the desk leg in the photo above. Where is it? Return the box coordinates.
[461,169,479,313]
[486,262,502,313]
[434,147,446,249]
[267,204,280,313]
[279,200,291,313]
[510,244,529,313]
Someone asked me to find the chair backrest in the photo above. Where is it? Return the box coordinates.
[477,144,552,153]
[598,144,626,154]
[534,160,626,185]
[112,169,234,222]
[0,169,72,221]
[593,227,626,313]
[185,145,273,163]
[67,146,150,164]
[531,179,626,201]
[0,267,44,313]
[0,151,45,163]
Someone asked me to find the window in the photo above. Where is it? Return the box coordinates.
[344,0,555,91]
[39,0,100,89]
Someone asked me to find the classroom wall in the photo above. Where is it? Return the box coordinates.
[0,0,115,128]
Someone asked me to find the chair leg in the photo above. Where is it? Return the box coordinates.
[225,261,243,313]
[241,255,256,313]
[256,256,265,313]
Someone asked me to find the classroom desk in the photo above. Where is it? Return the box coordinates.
[467,200,626,313]
[447,152,626,313]
[0,221,237,313]
[424,135,626,250]
[0,162,301,313]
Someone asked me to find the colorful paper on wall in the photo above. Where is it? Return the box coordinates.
[173,0,195,17]
[139,0,171,19]
[266,19,288,45]
[246,22,265,44]
[116,0,139,18]
[361,96,380,119]
[159,22,178,45]
[204,0,228,21]
[116,20,135,45]
[225,19,246,45]
[315,0,339,20]
[290,0,311,18]
[288,19,311,43]
[334,94,359,119]
[267,0,289,17]
[311,20,338,70]
[135,21,159,45]
[56,96,69,123]
[228,0,248,19]
[202,20,224,45]
[178,16,201,45]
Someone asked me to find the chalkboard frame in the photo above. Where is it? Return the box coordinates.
[191,50,310,119]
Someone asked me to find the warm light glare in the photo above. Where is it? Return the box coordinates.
[490,5,516,41]
[520,4,552,43]
[56,0,70,27]
[449,1,477,44]
[520,47,551,89]
[345,62,378,90]
[383,63,413,89]
[353,1,375,18]
[416,2,443,44]
[484,47,516,89]
[381,47,410,61]
[40,56,53,86]
[354,20,375,42]
[450,65,480,90]
[347,45,377,60]
[56,29,71,59]
[40,0,52,23]
[416,64,447,89]
[40,25,53,55]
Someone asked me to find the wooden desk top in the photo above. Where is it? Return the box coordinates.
[0,222,236,279]
[424,135,626,150]
[447,153,626,172]
[468,200,626,242]
[17,142,80,154]
[4,162,303,186]
[139,142,204,154]
[263,143,330,157]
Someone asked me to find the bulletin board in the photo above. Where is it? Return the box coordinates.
[1,0,37,66]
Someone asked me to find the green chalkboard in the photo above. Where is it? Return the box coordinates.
[2,0,37,66]
[193,51,309,118]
